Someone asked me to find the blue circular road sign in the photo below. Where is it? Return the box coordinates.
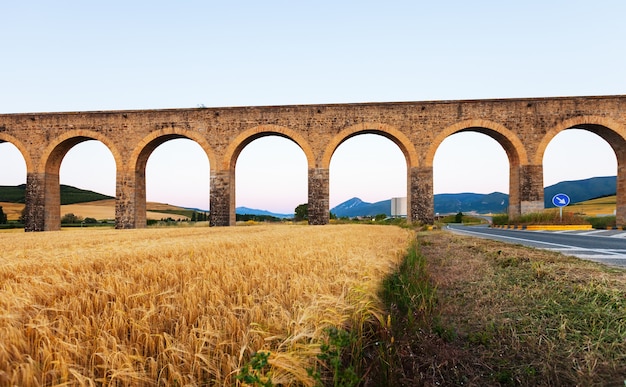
[552,193,570,207]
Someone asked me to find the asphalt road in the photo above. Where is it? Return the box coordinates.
[446,224,626,268]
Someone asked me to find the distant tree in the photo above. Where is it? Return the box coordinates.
[330,211,337,220]
[61,213,83,224]
[455,212,464,223]
[375,213,387,221]
[0,206,7,224]
[83,217,98,224]
[294,203,308,221]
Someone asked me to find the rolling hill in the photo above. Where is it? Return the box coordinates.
[0,184,113,204]
[544,176,616,208]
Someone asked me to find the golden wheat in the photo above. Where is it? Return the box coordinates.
[0,224,412,386]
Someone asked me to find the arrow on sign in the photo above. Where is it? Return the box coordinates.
[552,193,570,207]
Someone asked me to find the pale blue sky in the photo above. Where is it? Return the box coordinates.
[0,1,623,213]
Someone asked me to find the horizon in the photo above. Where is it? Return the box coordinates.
[1,174,618,216]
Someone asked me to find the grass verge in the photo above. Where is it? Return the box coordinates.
[371,231,626,386]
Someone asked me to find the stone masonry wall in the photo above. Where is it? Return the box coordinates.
[0,95,624,230]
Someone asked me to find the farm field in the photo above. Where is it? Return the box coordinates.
[0,200,191,222]
[568,195,616,216]
[0,224,412,385]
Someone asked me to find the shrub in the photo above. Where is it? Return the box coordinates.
[61,213,83,224]
[506,211,588,226]
[587,215,616,229]
[491,214,508,225]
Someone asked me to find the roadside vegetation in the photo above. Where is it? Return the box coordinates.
[492,211,618,229]
[438,211,488,225]
[372,231,626,386]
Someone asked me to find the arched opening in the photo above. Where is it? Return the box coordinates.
[39,136,118,230]
[145,138,210,223]
[329,133,406,218]
[543,128,617,216]
[433,131,509,215]
[235,136,307,220]
[0,141,27,223]
[59,140,116,224]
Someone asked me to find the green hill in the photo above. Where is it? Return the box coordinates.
[0,184,113,205]
[544,176,616,208]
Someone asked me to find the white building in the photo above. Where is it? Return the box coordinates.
[391,197,407,217]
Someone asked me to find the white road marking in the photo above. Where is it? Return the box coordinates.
[449,227,626,265]
[577,230,611,236]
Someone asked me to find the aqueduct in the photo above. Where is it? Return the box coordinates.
[1,95,625,231]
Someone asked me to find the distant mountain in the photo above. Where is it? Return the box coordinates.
[330,197,393,218]
[0,184,113,205]
[544,176,616,208]
[330,193,509,218]
[235,207,292,219]
[434,192,508,214]
[331,176,618,217]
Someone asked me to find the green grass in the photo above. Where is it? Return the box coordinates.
[368,231,626,385]
[380,239,436,321]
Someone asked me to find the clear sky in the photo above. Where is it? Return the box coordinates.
[1,1,624,213]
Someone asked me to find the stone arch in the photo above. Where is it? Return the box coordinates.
[130,128,216,174]
[425,119,528,168]
[425,119,530,220]
[0,133,33,173]
[222,125,315,171]
[537,115,626,226]
[123,128,216,228]
[321,122,418,169]
[534,115,626,165]
[39,130,123,174]
[321,122,418,223]
[37,130,122,231]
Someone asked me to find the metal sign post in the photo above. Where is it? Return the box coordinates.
[552,193,571,221]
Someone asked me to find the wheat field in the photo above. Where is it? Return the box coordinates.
[0,224,412,386]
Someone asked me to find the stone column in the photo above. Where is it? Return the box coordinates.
[115,170,146,229]
[410,166,434,225]
[616,159,626,227]
[24,172,46,232]
[508,164,521,218]
[43,172,61,231]
[210,170,234,226]
[512,164,544,217]
[308,168,329,225]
